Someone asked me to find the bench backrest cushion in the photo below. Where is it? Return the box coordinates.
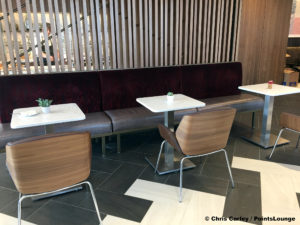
[181,62,242,99]
[100,67,182,110]
[0,72,102,123]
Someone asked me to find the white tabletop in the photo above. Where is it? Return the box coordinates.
[136,94,206,113]
[11,103,86,129]
[238,83,300,96]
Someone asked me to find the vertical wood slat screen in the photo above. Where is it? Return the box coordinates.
[0,0,241,75]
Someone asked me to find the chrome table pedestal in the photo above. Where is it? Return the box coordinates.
[145,111,195,175]
[242,95,289,148]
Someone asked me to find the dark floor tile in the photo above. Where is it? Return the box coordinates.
[201,163,261,187]
[88,170,111,189]
[27,201,103,225]
[104,151,149,166]
[98,163,146,194]
[0,187,18,211]
[234,139,260,160]
[1,195,50,219]
[79,189,152,222]
[91,156,123,173]
[204,149,234,166]
[166,173,229,196]
[138,165,170,184]
[223,182,262,225]
[297,193,300,208]
[266,151,300,166]
[0,154,17,190]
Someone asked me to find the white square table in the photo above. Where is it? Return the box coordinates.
[11,103,86,134]
[239,83,300,148]
[137,94,206,175]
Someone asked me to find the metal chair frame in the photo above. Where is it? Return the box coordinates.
[269,127,300,159]
[18,181,102,225]
[155,140,235,202]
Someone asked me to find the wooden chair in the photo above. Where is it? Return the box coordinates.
[269,112,300,159]
[6,132,102,225]
[155,108,236,202]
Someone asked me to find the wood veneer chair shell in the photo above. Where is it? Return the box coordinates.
[6,132,91,194]
[175,107,236,155]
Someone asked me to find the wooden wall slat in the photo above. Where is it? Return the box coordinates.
[121,0,127,68]
[70,0,80,71]
[132,0,138,67]
[144,0,149,67]
[32,0,44,72]
[7,0,22,73]
[54,0,66,71]
[62,0,73,71]
[188,0,194,64]
[108,0,117,68]
[114,0,121,68]
[183,0,189,64]
[164,0,168,65]
[82,0,91,70]
[210,0,216,63]
[169,0,174,65]
[40,0,52,72]
[154,0,158,66]
[75,0,85,70]
[128,0,133,68]
[174,0,179,65]
[24,0,38,73]
[217,0,224,62]
[197,0,203,63]
[139,0,144,67]
[47,0,60,71]
[160,0,164,65]
[0,20,8,74]
[0,0,243,75]
[192,0,198,64]
[227,0,234,61]
[149,0,153,67]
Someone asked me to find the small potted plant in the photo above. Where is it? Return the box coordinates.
[36,98,53,114]
[167,92,174,102]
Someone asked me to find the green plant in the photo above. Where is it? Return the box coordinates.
[36,98,53,107]
[167,92,174,96]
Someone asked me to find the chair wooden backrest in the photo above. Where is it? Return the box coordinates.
[176,108,236,155]
[280,112,300,132]
[6,132,91,194]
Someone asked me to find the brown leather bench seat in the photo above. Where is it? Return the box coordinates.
[0,124,44,150]
[105,107,197,132]
[0,112,112,150]
[198,94,264,112]
[52,112,112,137]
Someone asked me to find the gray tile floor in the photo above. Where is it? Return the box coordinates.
[0,94,299,225]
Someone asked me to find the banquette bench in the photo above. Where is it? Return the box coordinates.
[0,62,264,154]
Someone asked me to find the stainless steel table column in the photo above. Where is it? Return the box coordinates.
[242,96,289,148]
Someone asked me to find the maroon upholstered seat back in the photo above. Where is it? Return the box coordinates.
[100,67,182,110]
[181,62,242,99]
[0,72,102,123]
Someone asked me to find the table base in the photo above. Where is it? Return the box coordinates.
[145,153,196,175]
[242,131,289,149]
[32,186,83,201]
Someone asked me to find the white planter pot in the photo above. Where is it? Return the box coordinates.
[41,106,50,114]
[167,95,174,103]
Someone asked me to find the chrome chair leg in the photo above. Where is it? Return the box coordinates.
[84,181,102,225]
[18,194,27,225]
[296,135,300,149]
[154,140,166,173]
[179,157,186,203]
[269,128,284,159]
[222,149,234,188]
